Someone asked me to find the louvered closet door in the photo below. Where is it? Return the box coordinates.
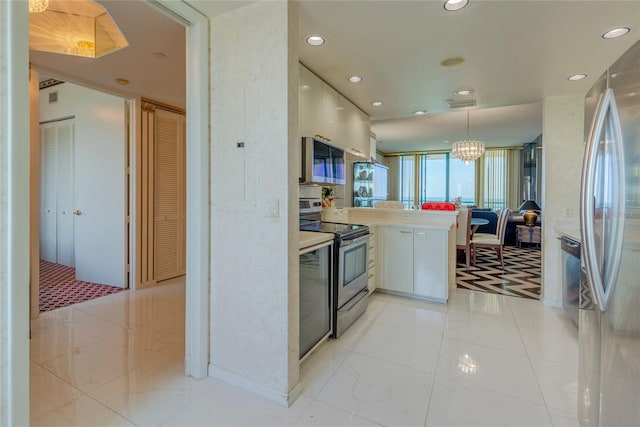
[39,120,74,266]
[154,109,186,281]
[56,124,74,267]
[40,126,58,263]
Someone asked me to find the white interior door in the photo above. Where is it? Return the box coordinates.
[56,124,74,266]
[40,125,58,263]
[39,120,74,266]
[74,99,127,287]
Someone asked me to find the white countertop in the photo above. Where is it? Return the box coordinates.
[299,231,334,251]
[338,207,457,231]
[346,219,454,230]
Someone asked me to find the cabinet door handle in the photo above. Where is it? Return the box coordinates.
[415,232,427,236]
[400,231,412,234]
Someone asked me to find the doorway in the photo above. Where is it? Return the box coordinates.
[1,1,210,423]
[36,80,130,312]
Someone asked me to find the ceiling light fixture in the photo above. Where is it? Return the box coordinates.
[452,110,485,164]
[29,0,128,58]
[602,27,630,39]
[29,0,49,13]
[414,110,427,116]
[347,76,362,83]
[444,0,469,12]
[305,35,325,46]
[454,89,473,96]
[115,78,130,86]
[568,74,588,81]
[372,101,383,107]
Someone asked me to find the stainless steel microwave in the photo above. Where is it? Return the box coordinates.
[300,137,346,185]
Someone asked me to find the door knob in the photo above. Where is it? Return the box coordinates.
[73,210,82,216]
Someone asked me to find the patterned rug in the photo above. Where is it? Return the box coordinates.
[39,260,125,312]
[456,245,541,300]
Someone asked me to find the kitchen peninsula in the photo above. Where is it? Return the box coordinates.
[324,207,457,303]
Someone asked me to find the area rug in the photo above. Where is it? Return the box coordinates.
[456,245,541,300]
[39,260,125,312]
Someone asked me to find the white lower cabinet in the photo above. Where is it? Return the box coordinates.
[382,227,414,294]
[380,225,448,302]
[413,229,448,300]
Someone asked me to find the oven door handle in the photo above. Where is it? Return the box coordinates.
[341,235,369,247]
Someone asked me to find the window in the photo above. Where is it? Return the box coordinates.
[392,147,522,210]
[449,158,476,204]
[396,153,476,207]
[398,155,415,208]
[419,153,447,203]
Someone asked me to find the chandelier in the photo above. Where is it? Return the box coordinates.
[29,0,49,13]
[29,0,128,58]
[452,111,485,164]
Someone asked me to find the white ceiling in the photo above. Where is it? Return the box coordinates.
[29,0,640,153]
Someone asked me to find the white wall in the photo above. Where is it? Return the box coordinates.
[0,1,30,424]
[206,1,300,405]
[39,82,127,287]
[541,94,585,307]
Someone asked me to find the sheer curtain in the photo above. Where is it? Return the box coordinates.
[475,148,522,210]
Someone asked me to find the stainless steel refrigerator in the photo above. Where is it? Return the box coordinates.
[578,39,640,426]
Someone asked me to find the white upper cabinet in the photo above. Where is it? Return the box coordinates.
[299,64,370,157]
[299,65,323,139]
[321,82,340,144]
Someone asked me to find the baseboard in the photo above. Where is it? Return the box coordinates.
[136,279,158,290]
[208,364,301,407]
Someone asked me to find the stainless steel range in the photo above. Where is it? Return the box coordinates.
[299,198,369,337]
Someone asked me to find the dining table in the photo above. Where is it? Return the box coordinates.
[470,218,489,237]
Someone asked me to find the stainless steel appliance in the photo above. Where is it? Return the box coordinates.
[299,198,369,337]
[353,162,389,207]
[560,236,580,328]
[300,137,346,185]
[578,39,640,426]
[299,238,333,360]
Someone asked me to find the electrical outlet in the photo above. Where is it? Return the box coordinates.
[564,208,572,217]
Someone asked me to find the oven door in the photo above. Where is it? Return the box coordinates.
[337,234,369,308]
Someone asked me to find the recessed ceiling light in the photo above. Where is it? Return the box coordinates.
[152,52,167,59]
[372,101,383,107]
[115,78,129,86]
[305,35,325,46]
[444,0,469,12]
[414,110,427,115]
[568,74,588,81]
[347,76,362,83]
[602,27,630,39]
[454,89,473,96]
[440,56,465,67]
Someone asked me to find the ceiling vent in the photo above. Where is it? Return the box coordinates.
[447,98,477,108]
[39,78,63,90]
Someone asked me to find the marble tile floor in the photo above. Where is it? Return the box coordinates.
[30,278,579,426]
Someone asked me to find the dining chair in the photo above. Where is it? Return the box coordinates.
[456,208,472,271]
[471,208,511,268]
